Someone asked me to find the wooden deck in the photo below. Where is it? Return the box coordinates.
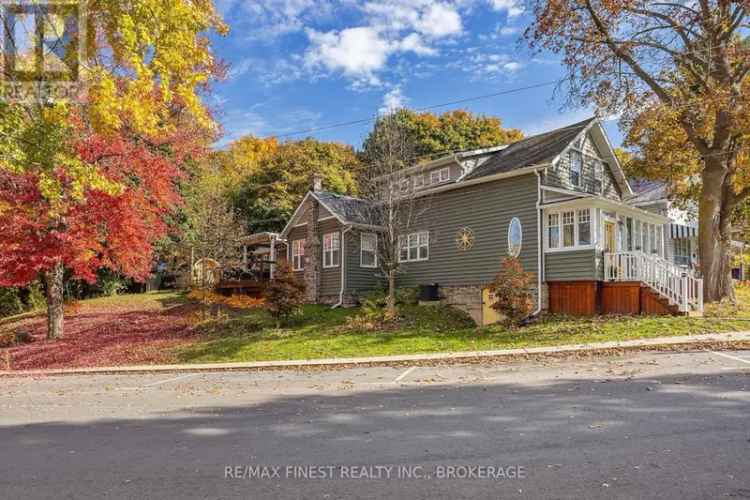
[215,280,266,297]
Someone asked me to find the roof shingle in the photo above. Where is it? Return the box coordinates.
[465,117,597,180]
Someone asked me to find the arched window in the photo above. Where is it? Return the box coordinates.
[508,218,523,257]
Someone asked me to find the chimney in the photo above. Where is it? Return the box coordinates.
[311,173,323,192]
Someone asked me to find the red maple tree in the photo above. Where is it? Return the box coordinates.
[0,127,195,339]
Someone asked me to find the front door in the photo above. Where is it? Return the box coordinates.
[604,221,616,253]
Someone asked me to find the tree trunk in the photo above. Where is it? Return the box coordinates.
[698,165,735,303]
[43,263,65,340]
[386,270,397,320]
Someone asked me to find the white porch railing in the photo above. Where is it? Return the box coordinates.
[604,252,704,314]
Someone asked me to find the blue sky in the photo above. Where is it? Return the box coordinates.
[210,0,623,149]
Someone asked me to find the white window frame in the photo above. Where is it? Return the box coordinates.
[360,233,378,268]
[577,209,591,245]
[545,208,595,252]
[508,217,523,257]
[593,160,604,194]
[323,232,340,269]
[547,213,560,249]
[429,167,450,185]
[398,231,430,263]
[569,150,582,187]
[674,238,691,266]
[292,239,305,271]
[562,210,575,247]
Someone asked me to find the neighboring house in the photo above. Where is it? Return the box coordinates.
[629,179,748,281]
[277,118,704,324]
[628,180,699,268]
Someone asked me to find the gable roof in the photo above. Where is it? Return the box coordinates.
[465,117,596,180]
[279,191,378,238]
[313,191,376,226]
[628,179,668,205]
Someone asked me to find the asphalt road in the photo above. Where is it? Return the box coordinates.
[1,350,749,500]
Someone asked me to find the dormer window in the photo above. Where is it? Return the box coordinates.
[429,167,450,185]
[400,178,410,194]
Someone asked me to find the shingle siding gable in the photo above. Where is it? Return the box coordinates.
[543,131,622,201]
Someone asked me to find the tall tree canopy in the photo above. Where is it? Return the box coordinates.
[0,0,225,338]
[526,0,750,302]
[231,138,359,234]
[361,109,523,165]
[212,135,279,189]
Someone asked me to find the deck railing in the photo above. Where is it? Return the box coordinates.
[604,251,704,314]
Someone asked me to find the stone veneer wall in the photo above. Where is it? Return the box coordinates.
[441,284,544,325]
[304,200,321,303]
[440,286,483,325]
[539,283,549,311]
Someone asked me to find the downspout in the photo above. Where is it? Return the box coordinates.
[332,226,353,309]
[532,169,545,316]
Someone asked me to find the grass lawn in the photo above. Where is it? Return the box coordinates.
[1,291,197,370]
[3,287,749,370]
[176,287,750,364]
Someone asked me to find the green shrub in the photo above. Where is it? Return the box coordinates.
[99,275,127,296]
[24,283,46,311]
[395,286,419,306]
[0,288,24,318]
[399,304,476,330]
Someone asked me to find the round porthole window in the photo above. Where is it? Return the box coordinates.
[508,217,522,257]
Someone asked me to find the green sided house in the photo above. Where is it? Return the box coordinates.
[276,118,704,324]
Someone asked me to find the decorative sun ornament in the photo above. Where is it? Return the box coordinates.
[456,227,475,251]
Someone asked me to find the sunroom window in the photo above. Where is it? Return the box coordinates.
[547,209,593,250]
[562,211,575,247]
[548,213,560,248]
[578,210,591,245]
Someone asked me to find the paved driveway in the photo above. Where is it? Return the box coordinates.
[1,350,749,499]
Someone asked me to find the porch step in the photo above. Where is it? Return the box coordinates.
[639,284,683,316]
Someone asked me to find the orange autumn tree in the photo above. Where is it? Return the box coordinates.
[0,0,226,339]
[526,0,750,302]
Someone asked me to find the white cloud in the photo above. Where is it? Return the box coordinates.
[304,24,442,86]
[363,1,463,38]
[499,26,520,36]
[305,27,393,86]
[461,52,525,78]
[413,3,463,37]
[502,61,522,72]
[489,0,524,17]
[379,86,408,114]
[231,0,339,39]
[399,33,437,56]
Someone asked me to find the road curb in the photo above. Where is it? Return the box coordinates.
[2,331,750,377]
